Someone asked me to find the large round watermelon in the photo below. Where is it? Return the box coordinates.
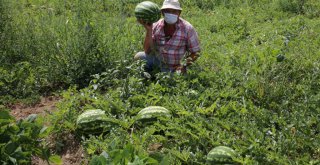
[206,146,237,164]
[76,109,114,135]
[135,1,161,24]
[137,106,171,122]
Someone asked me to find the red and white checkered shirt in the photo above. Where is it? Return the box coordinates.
[152,18,200,68]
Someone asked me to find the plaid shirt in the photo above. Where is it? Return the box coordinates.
[152,18,200,68]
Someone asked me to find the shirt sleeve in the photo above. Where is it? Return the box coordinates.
[152,23,156,41]
[187,26,201,54]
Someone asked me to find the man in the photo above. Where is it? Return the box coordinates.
[135,0,201,74]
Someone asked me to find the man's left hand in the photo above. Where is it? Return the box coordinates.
[175,65,187,74]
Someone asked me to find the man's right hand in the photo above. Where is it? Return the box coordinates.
[138,19,153,31]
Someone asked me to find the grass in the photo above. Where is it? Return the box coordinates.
[0,0,319,164]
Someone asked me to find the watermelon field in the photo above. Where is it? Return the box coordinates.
[1,0,320,164]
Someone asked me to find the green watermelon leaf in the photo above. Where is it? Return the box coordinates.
[89,155,108,165]
[49,155,62,165]
[0,110,14,120]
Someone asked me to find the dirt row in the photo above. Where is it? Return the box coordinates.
[9,96,86,165]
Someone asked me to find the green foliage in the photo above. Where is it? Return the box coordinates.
[48,64,319,163]
[1,0,319,164]
[278,0,306,14]
[0,109,60,165]
[0,62,38,99]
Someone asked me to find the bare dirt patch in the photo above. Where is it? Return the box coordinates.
[8,96,87,165]
[9,96,60,120]
[31,133,87,165]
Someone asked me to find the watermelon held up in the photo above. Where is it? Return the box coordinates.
[137,106,171,123]
[135,1,161,24]
[206,146,237,165]
[76,109,116,135]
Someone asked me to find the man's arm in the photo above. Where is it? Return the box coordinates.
[144,27,153,54]
[138,20,153,54]
[179,24,201,73]
[176,52,200,73]
[186,52,200,66]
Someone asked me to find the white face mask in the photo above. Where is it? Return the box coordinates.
[164,13,178,24]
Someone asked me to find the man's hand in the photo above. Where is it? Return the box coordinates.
[186,53,199,66]
[176,53,199,74]
[138,19,152,31]
[175,65,187,74]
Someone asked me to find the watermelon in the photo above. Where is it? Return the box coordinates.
[25,114,37,122]
[206,146,237,164]
[76,109,114,134]
[137,106,171,122]
[276,54,285,62]
[135,1,161,24]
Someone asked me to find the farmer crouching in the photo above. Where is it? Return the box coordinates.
[134,0,201,74]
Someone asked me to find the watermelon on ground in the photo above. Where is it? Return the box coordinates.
[76,109,115,135]
[206,146,237,164]
[137,106,171,122]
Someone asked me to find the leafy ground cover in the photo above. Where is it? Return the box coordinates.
[1,0,319,164]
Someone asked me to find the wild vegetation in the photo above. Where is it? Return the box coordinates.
[0,0,319,164]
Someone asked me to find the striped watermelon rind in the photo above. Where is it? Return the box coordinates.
[25,114,37,122]
[206,146,237,164]
[137,106,171,122]
[135,1,161,23]
[76,109,114,134]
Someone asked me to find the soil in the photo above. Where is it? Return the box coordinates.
[9,96,60,120]
[9,96,87,165]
